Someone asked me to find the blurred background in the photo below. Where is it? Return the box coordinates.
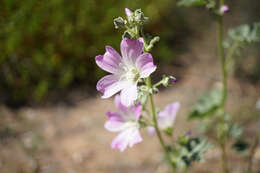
[0,0,259,173]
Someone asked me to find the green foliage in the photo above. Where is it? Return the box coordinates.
[188,88,222,119]
[0,0,176,104]
[177,0,206,7]
[168,136,213,168]
[224,23,260,57]
[227,123,243,139]
[228,23,260,44]
[224,23,260,80]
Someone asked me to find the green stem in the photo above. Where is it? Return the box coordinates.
[217,0,229,173]
[225,42,239,71]
[226,42,239,62]
[247,128,260,173]
[146,77,176,173]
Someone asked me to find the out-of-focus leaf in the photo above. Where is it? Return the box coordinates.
[228,23,260,43]
[177,0,206,7]
[169,137,213,168]
[188,88,222,119]
[228,123,243,139]
[224,23,260,54]
[206,0,216,9]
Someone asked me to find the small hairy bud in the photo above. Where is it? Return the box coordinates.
[162,75,177,87]
[134,9,148,24]
[114,17,126,29]
[220,5,229,14]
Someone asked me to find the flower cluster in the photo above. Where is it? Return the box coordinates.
[95,9,180,152]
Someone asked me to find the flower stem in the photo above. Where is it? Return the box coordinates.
[247,128,260,173]
[217,0,229,173]
[146,77,176,173]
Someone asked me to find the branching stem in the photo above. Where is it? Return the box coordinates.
[146,77,176,173]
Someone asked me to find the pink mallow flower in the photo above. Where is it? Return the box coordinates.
[220,5,229,14]
[96,38,156,106]
[105,95,143,152]
[148,102,180,135]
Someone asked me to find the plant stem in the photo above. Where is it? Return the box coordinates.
[225,42,239,63]
[146,77,176,173]
[247,128,260,173]
[217,0,229,173]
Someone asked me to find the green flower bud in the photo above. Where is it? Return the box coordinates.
[114,17,126,29]
[162,75,177,87]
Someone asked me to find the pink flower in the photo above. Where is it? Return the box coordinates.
[105,95,143,152]
[220,5,229,14]
[96,38,156,106]
[147,102,180,135]
[125,8,133,16]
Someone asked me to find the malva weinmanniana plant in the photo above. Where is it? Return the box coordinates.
[95,8,211,172]
[95,2,260,173]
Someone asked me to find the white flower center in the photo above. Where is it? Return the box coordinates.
[125,68,140,82]
[121,121,139,131]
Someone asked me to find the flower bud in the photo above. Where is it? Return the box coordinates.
[162,75,177,87]
[125,8,133,17]
[220,5,229,14]
[134,9,148,24]
[114,17,126,29]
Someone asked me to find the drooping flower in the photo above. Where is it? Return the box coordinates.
[147,102,180,135]
[220,5,229,14]
[96,38,156,106]
[105,95,143,152]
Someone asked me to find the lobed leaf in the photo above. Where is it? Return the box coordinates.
[227,22,260,44]
[188,88,222,119]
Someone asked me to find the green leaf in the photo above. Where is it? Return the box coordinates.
[188,88,222,119]
[177,0,206,7]
[227,22,260,44]
[169,137,213,168]
[228,123,243,139]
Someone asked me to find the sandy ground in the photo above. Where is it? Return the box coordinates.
[0,12,260,173]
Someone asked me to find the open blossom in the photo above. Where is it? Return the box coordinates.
[105,95,142,152]
[96,38,156,106]
[148,102,180,135]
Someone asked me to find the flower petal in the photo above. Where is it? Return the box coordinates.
[111,127,142,152]
[165,102,180,121]
[147,126,156,136]
[125,8,132,16]
[120,38,144,63]
[111,129,130,152]
[96,74,118,94]
[128,128,142,147]
[120,84,138,106]
[115,94,128,113]
[158,102,180,130]
[102,81,127,99]
[136,53,157,78]
[105,112,124,132]
[95,46,122,73]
